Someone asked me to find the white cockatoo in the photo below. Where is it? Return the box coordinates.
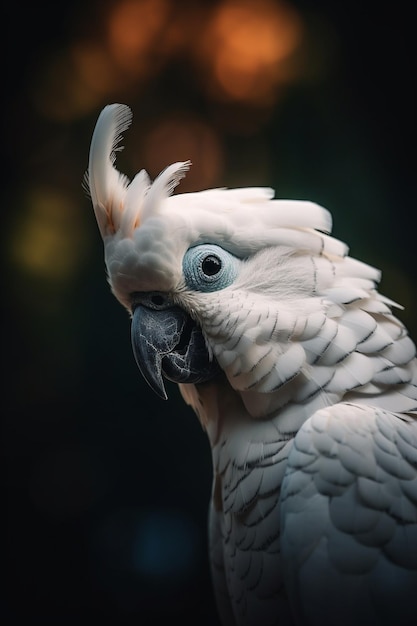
[86,104,417,626]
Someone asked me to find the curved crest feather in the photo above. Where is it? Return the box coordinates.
[86,103,132,238]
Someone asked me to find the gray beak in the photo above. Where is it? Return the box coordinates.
[131,304,219,400]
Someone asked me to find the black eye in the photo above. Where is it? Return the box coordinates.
[201,255,221,276]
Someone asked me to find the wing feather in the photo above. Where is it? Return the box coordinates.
[281,403,417,626]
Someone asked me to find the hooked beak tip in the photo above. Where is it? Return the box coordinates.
[155,384,168,401]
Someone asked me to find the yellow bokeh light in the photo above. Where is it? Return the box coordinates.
[10,188,88,282]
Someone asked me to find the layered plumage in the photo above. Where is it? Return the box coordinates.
[86,104,417,626]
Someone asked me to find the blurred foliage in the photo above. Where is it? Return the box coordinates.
[3,0,415,624]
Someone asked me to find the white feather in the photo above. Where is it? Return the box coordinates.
[87,103,132,238]
[141,160,191,222]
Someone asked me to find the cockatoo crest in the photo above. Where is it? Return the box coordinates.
[86,103,350,308]
[85,103,190,237]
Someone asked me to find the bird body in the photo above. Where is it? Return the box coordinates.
[86,104,417,626]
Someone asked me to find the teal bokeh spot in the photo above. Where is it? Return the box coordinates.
[133,509,199,580]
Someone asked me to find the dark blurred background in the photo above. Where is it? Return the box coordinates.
[3,1,416,624]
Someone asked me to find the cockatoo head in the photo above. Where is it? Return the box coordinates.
[87,104,392,421]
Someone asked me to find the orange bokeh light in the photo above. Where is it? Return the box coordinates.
[141,116,224,191]
[106,0,170,75]
[32,0,306,124]
[197,0,303,105]
[71,42,123,97]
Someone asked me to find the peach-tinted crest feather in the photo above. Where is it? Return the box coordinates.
[86,103,132,238]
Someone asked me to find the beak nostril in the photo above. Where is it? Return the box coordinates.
[130,291,172,310]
